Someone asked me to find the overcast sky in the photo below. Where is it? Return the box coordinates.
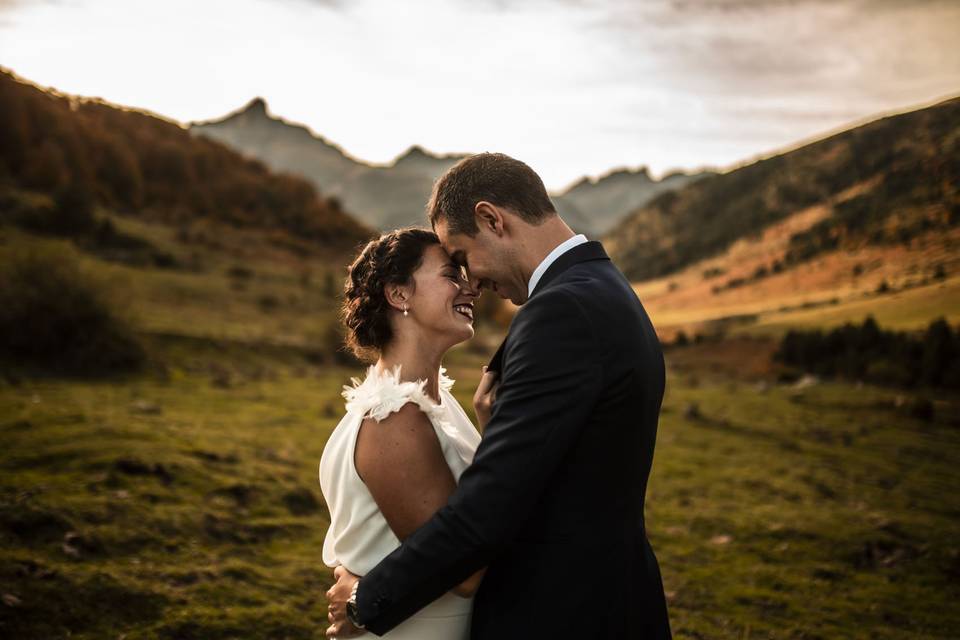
[1,0,958,190]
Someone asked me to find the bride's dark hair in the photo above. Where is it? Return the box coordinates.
[341,227,440,360]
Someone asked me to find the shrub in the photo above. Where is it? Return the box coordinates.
[227,265,254,280]
[51,183,97,236]
[7,183,98,237]
[0,243,146,375]
[257,294,280,311]
[775,316,959,390]
[2,188,173,268]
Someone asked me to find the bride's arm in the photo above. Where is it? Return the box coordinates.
[355,402,486,597]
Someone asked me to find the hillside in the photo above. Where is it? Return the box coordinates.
[0,70,371,249]
[553,166,712,235]
[630,204,960,343]
[607,96,960,282]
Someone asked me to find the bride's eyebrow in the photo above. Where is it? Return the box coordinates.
[450,250,467,267]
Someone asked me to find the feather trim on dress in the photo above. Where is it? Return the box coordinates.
[342,364,456,429]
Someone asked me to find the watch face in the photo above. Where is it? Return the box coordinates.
[347,600,361,626]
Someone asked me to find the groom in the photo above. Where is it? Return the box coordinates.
[326,153,672,639]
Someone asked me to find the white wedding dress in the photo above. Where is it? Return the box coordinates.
[319,364,482,639]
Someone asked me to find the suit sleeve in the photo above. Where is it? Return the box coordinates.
[355,287,605,635]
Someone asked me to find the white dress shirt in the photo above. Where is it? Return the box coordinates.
[527,234,588,297]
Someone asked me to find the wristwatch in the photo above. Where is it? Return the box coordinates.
[346,579,366,630]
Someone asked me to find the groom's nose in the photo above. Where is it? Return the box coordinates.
[464,270,484,294]
[461,276,480,298]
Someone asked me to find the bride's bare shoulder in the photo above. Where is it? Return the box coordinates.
[354,402,450,487]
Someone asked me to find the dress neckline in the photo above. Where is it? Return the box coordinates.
[366,364,456,408]
[370,363,454,408]
[341,363,455,423]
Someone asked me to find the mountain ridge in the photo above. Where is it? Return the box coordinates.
[191,98,713,234]
[605,94,960,282]
[191,98,470,229]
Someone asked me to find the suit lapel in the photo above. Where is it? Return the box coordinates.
[485,240,610,373]
[530,240,609,297]
[487,339,506,374]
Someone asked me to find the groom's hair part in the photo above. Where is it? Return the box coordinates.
[427,152,557,237]
[341,227,440,361]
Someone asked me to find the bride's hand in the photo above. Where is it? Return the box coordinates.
[473,366,499,431]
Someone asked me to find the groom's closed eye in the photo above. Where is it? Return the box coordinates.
[444,265,464,281]
[450,250,467,270]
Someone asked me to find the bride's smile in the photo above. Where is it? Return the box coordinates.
[453,301,474,322]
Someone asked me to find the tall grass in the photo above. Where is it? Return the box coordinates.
[0,241,145,376]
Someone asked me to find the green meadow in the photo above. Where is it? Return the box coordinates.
[2,219,959,639]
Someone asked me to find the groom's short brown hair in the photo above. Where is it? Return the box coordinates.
[427,152,556,237]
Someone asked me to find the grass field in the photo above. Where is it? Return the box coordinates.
[2,220,959,638]
[745,278,960,336]
[639,277,960,341]
[3,342,959,638]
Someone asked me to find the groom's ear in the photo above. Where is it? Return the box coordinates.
[474,201,506,237]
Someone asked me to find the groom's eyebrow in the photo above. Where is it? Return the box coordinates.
[450,250,467,267]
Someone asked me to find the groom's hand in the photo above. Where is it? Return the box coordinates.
[325,566,363,638]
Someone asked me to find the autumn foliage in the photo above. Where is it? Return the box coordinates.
[0,68,371,246]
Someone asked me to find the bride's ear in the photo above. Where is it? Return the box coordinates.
[384,284,411,314]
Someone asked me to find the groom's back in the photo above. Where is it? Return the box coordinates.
[471,251,671,639]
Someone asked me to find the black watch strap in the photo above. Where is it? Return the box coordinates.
[345,580,366,629]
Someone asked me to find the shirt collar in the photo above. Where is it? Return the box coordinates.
[527,234,588,297]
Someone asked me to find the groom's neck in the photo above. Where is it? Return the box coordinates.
[516,215,578,284]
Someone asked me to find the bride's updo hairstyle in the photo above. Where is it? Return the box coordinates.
[341,227,440,360]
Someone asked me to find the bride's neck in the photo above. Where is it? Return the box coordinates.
[377,335,446,403]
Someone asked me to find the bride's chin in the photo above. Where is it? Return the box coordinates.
[436,326,474,350]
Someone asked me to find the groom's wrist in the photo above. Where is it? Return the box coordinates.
[346,579,366,629]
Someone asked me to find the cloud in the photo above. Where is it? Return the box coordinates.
[0,0,956,184]
[586,0,959,100]
[281,0,344,7]
[0,0,70,13]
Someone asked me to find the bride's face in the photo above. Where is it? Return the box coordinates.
[404,244,479,345]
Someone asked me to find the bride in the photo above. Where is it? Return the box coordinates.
[319,227,496,639]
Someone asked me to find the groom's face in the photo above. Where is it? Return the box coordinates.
[435,218,526,305]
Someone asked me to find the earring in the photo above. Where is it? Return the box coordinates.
[403,305,409,317]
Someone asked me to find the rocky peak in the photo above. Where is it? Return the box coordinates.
[241,97,269,118]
